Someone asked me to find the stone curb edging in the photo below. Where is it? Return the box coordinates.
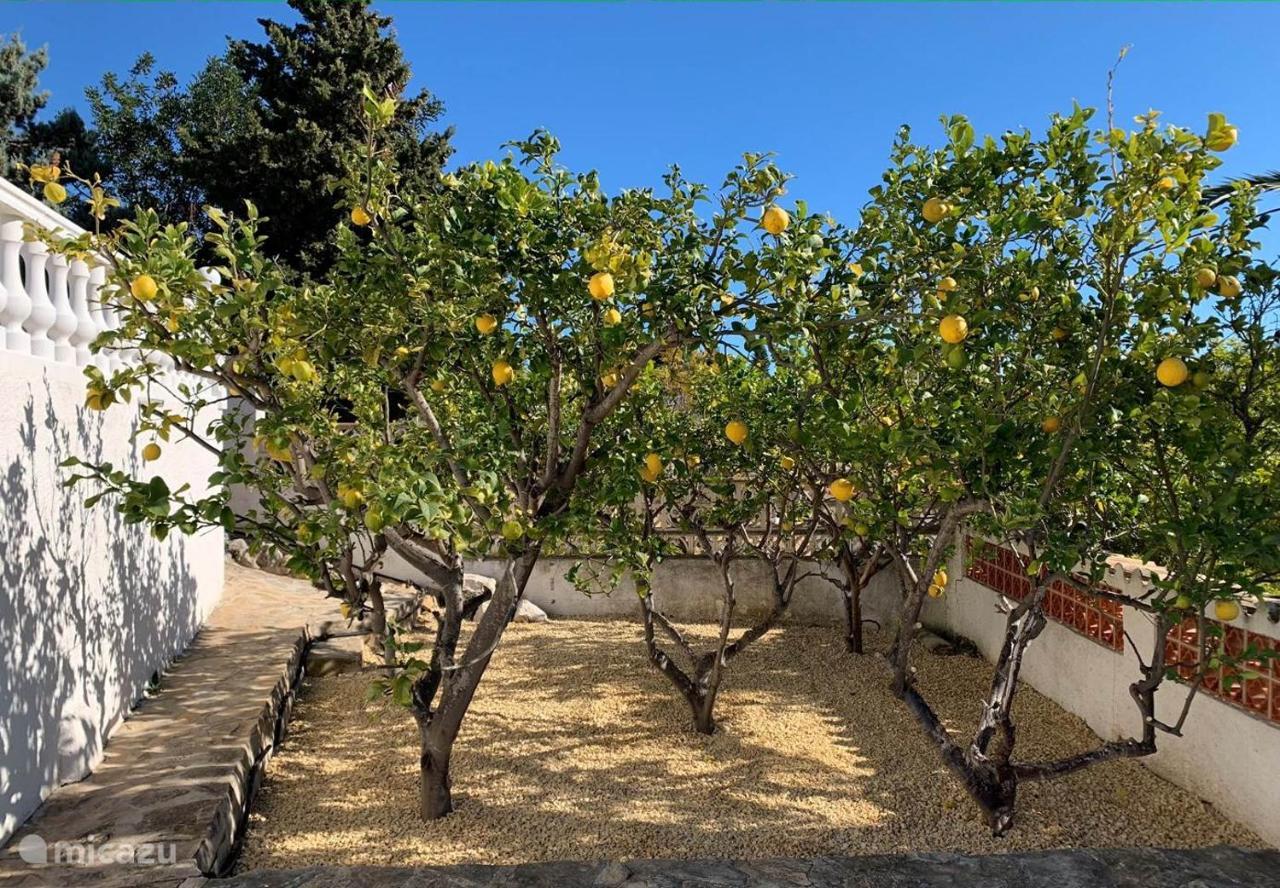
[209,846,1280,887]
[194,581,425,878]
[195,626,314,878]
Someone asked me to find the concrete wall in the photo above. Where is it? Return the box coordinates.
[925,542,1280,848]
[0,352,225,844]
[380,549,903,629]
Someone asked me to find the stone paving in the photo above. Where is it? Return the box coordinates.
[0,562,342,888]
[212,847,1280,887]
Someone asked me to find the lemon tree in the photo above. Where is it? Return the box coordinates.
[57,205,409,666]
[577,352,825,734]
[313,106,807,813]
[839,105,1267,833]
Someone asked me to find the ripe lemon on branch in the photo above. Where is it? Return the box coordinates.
[131,274,158,303]
[828,478,855,502]
[939,314,968,344]
[492,359,515,386]
[761,206,790,235]
[921,196,952,224]
[1156,357,1188,388]
[588,272,615,301]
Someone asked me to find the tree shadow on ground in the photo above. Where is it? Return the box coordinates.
[240,610,1261,870]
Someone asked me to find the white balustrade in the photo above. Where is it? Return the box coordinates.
[0,176,224,390]
[0,218,31,352]
[47,253,76,364]
[68,259,98,367]
[88,264,115,371]
[22,239,56,359]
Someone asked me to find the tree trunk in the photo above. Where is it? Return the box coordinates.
[364,581,393,667]
[690,686,718,735]
[417,718,455,819]
[411,547,542,821]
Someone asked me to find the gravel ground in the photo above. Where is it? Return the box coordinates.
[239,620,1263,869]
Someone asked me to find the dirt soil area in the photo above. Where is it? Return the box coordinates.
[239,620,1262,868]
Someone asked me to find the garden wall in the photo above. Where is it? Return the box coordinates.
[0,179,225,845]
[925,536,1280,848]
[380,550,904,629]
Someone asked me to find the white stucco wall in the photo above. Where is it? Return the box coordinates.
[925,542,1280,848]
[0,352,225,844]
[380,550,903,629]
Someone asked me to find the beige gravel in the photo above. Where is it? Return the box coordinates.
[240,620,1263,869]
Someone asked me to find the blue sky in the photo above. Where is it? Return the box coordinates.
[7,2,1280,221]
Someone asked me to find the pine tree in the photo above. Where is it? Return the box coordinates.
[193,0,452,272]
[0,33,49,175]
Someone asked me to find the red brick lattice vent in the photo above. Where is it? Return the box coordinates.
[965,536,1124,651]
[965,537,1280,725]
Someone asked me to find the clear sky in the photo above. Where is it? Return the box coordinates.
[7,2,1279,221]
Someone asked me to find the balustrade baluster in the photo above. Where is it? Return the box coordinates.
[0,218,32,353]
[47,253,76,364]
[22,239,56,359]
[68,259,98,367]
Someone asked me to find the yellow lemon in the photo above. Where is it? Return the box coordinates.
[1156,357,1189,388]
[338,486,364,509]
[779,455,796,471]
[1155,176,1176,192]
[601,370,619,389]
[644,452,664,477]
[430,379,446,393]
[1213,599,1240,622]
[131,274,158,302]
[603,307,622,326]
[761,206,791,235]
[849,262,864,278]
[350,206,372,226]
[937,276,958,292]
[588,271,615,301]
[1193,267,1217,289]
[725,419,749,445]
[475,314,498,335]
[921,196,950,224]
[938,314,968,344]
[1051,326,1069,342]
[1042,415,1061,434]
[86,392,105,411]
[491,359,515,386]
[933,569,948,588]
[43,181,67,204]
[1217,275,1242,299]
[142,442,162,462]
[829,478,855,502]
[927,584,944,599]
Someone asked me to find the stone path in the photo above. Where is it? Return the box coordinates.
[210,847,1280,887]
[0,562,346,888]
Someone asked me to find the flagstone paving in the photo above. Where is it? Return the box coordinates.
[0,562,345,888]
[212,847,1280,887]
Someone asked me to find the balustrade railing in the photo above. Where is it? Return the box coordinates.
[0,175,220,384]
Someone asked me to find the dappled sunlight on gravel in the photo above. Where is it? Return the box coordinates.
[240,619,1261,868]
